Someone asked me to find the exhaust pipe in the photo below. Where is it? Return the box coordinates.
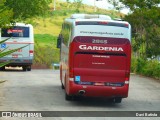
[78,90,85,96]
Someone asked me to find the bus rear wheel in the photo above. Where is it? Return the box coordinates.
[0,66,5,71]
[61,82,65,89]
[22,66,27,71]
[65,93,72,101]
[27,66,31,71]
[115,97,122,103]
[108,97,122,103]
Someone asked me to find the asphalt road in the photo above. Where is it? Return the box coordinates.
[0,69,160,120]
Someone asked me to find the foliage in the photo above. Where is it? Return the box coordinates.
[131,57,160,80]
[0,0,51,27]
[34,34,57,46]
[120,0,160,11]
[5,0,51,20]
[34,34,59,68]
[108,0,160,59]
[136,58,146,74]
[0,0,13,28]
[125,7,160,58]
[131,55,137,73]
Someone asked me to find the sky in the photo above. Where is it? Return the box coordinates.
[61,0,129,14]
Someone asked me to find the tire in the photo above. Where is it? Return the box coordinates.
[22,66,27,71]
[108,98,115,103]
[27,66,31,71]
[65,93,72,101]
[61,81,65,89]
[115,97,122,103]
[0,66,5,71]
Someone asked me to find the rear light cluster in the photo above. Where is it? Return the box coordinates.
[125,72,130,81]
[29,50,33,56]
[69,67,74,78]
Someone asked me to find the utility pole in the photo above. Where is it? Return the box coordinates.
[53,0,56,11]
[94,0,97,12]
[94,0,102,12]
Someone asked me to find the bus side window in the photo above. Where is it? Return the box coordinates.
[63,24,71,47]
[57,34,62,48]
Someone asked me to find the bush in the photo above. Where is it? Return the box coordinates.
[136,58,146,74]
[131,56,160,80]
[142,61,157,77]
[34,34,60,68]
[131,56,137,73]
[153,63,160,79]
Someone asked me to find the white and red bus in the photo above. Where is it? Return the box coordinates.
[0,23,34,71]
[57,14,131,103]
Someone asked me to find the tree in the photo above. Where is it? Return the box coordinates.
[4,0,50,20]
[0,0,51,27]
[0,0,13,28]
[108,0,160,58]
[73,0,83,12]
[120,0,160,10]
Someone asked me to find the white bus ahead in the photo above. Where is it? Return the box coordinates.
[0,23,34,71]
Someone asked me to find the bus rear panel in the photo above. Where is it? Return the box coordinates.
[0,23,34,71]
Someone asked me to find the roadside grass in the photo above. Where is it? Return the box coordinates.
[34,34,57,46]
[32,17,62,36]
[34,34,59,68]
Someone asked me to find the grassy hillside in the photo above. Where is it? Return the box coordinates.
[29,1,124,68]
[32,1,123,36]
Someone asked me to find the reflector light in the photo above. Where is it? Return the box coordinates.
[94,82,105,86]
[98,21,108,24]
[69,68,74,78]
[29,50,33,53]
[125,81,129,84]
[69,78,74,81]
[125,23,129,27]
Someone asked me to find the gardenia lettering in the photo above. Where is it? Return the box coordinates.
[79,45,123,51]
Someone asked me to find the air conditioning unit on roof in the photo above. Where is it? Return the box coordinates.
[71,14,111,20]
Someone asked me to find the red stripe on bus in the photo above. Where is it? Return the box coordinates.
[5,42,34,44]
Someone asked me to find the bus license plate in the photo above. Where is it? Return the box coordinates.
[12,54,18,58]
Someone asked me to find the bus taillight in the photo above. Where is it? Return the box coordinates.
[29,50,33,56]
[69,67,74,78]
[125,71,130,81]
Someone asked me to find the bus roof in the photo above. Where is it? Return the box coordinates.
[14,23,33,27]
[64,14,130,25]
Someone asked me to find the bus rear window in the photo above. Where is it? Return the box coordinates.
[1,26,29,37]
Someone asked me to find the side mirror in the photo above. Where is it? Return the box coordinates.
[57,34,61,48]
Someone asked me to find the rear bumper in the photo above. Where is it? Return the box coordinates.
[67,81,129,98]
[5,63,32,67]
[0,58,33,67]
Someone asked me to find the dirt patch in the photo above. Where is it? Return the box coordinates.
[32,64,50,69]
